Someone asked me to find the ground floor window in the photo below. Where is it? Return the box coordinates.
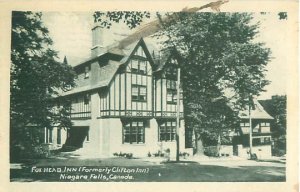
[159,120,176,142]
[123,121,145,144]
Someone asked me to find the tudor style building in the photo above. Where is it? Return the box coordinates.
[45,24,273,158]
[46,24,192,157]
[231,100,274,159]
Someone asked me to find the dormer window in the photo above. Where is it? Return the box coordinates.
[84,66,90,79]
[167,80,177,104]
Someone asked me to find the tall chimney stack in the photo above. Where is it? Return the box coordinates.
[91,23,105,57]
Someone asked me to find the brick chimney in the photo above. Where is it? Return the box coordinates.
[91,23,105,57]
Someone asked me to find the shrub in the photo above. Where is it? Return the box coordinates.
[114,152,133,158]
[272,148,286,157]
[33,144,50,158]
[125,153,133,159]
[203,146,219,157]
[113,152,119,156]
[147,151,152,157]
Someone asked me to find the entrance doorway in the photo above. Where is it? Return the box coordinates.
[64,126,89,149]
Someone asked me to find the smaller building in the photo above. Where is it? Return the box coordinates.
[232,100,273,159]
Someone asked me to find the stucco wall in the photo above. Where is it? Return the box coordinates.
[96,118,192,158]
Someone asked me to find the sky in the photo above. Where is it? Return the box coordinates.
[42,12,289,100]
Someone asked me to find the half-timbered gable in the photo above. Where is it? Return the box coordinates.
[99,39,154,118]
[154,54,183,118]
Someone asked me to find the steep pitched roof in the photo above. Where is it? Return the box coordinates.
[238,100,274,120]
[60,60,121,97]
[59,38,155,97]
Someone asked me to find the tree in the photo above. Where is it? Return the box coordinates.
[93,11,271,156]
[10,11,76,161]
[158,13,271,154]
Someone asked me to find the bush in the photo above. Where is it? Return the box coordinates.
[125,153,133,159]
[33,144,50,158]
[113,152,133,159]
[152,150,165,157]
[272,148,286,157]
[203,146,219,157]
[113,152,119,156]
[10,143,50,162]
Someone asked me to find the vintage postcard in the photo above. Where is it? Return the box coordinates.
[0,0,298,192]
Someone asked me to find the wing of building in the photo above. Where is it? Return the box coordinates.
[231,100,274,159]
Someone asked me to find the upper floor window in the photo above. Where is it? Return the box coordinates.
[165,62,178,80]
[260,122,270,127]
[84,66,90,79]
[132,85,147,102]
[131,59,146,75]
[167,80,177,104]
[240,122,250,127]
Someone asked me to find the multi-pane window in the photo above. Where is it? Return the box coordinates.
[132,85,147,102]
[240,122,250,127]
[131,60,146,75]
[260,122,270,126]
[167,80,177,104]
[123,121,145,144]
[159,121,176,142]
[165,63,177,80]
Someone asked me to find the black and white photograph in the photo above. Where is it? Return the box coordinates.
[1,0,298,191]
